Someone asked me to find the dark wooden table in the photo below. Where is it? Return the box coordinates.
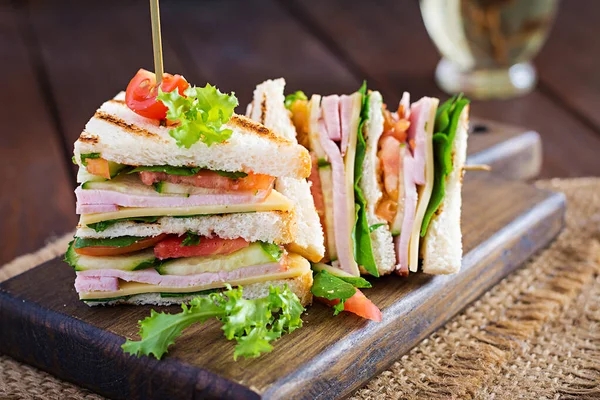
[2,0,599,266]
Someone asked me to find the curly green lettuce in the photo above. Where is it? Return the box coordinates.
[121,284,304,360]
[158,84,239,148]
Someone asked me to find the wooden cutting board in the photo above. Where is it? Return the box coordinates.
[0,121,557,400]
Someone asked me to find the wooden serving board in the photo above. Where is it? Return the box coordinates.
[0,172,564,399]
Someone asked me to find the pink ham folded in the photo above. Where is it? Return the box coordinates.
[322,95,341,141]
[75,187,269,214]
[317,119,356,275]
[395,97,432,274]
[75,262,286,293]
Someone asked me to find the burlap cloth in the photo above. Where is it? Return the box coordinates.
[1,178,599,399]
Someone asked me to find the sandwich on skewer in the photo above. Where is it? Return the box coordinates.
[67,69,314,307]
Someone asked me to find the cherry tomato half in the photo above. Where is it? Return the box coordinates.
[125,68,189,120]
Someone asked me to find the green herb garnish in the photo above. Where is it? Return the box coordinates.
[128,165,203,176]
[284,91,308,110]
[74,236,147,249]
[311,270,358,315]
[181,232,201,247]
[157,84,238,148]
[215,170,248,179]
[369,223,386,233]
[317,158,331,168]
[86,216,160,232]
[80,153,101,166]
[122,284,304,360]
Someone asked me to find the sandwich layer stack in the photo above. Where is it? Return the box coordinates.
[67,89,315,306]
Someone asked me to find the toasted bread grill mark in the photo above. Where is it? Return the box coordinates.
[108,99,126,106]
[94,111,161,140]
[228,115,291,145]
[78,132,99,144]
[260,93,267,125]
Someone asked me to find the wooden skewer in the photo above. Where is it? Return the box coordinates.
[463,164,492,171]
[149,0,164,84]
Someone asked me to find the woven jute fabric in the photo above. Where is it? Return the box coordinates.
[1,178,599,399]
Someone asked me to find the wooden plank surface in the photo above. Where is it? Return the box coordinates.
[0,4,76,265]
[0,175,565,399]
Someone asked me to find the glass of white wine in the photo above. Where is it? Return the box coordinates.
[420,0,559,99]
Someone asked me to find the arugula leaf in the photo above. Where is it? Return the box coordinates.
[128,165,203,176]
[80,153,100,166]
[369,223,386,233]
[259,242,283,262]
[158,84,238,148]
[215,170,248,179]
[86,216,160,232]
[284,91,308,110]
[74,236,147,249]
[338,275,372,289]
[181,232,201,247]
[420,96,469,236]
[311,270,358,315]
[352,82,379,277]
[121,284,304,360]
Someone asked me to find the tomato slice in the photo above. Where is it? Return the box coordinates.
[154,236,249,260]
[74,234,168,256]
[86,158,111,179]
[125,69,189,120]
[139,170,276,192]
[317,289,382,322]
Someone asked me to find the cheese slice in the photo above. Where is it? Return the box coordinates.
[79,254,310,300]
[80,190,292,225]
[408,98,439,272]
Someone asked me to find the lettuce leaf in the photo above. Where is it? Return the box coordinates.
[158,84,238,148]
[121,285,304,360]
[181,232,201,247]
[259,242,283,262]
[129,165,203,176]
[80,153,100,166]
[352,82,379,277]
[420,96,469,236]
[311,270,372,315]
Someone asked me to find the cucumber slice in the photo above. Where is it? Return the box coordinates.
[77,167,106,183]
[83,174,210,197]
[318,165,338,261]
[156,243,275,276]
[65,242,156,272]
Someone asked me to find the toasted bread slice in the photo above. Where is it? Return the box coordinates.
[247,79,325,262]
[420,105,469,275]
[74,92,310,179]
[76,210,297,245]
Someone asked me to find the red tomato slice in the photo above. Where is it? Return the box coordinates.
[86,158,111,179]
[154,236,250,260]
[317,289,382,322]
[139,170,276,192]
[125,68,189,120]
[74,234,168,256]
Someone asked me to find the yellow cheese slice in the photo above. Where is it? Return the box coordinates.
[79,254,310,300]
[408,98,439,272]
[80,190,292,225]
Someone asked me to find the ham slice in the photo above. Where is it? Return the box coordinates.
[395,98,430,274]
[406,98,431,185]
[75,276,119,292]
[317,119,356,275]
[75,187,269,214]
[75,262,286,293]
[395,154,418,274]
[339,95,354,156]
[322,95,341,141]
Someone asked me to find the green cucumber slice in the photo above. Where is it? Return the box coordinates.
[156,243,275,276]
[65,242,156,272]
